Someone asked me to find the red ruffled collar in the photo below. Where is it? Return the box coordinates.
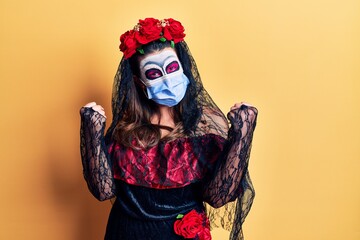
[109,134,226,189]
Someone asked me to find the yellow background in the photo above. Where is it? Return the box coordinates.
[1,0,359,239]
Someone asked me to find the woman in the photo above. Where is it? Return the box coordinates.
[80,18,258,240]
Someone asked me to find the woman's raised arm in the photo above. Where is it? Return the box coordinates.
[80,103,116,201]
[203,104,258,208]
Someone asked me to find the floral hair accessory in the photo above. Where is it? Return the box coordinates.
[174,209,211,240]
[119,18,186,59]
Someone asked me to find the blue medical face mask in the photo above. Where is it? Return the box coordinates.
[138,49,189,107]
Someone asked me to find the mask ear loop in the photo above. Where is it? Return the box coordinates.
[142,87,149,98]
[134,76,149,98]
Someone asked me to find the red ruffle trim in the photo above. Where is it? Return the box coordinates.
[109,134,226,189]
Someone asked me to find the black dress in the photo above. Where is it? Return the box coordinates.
[80,106,257,240]
[105,181,204,240]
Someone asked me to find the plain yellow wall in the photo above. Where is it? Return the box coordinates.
[1,0,359,239]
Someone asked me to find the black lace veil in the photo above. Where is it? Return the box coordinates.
[105,41,229,143]
[102,41,256,240]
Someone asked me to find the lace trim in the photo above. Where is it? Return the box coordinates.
[110,134,226,189]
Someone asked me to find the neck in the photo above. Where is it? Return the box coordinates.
[151,105,175,127]
[159,104,171,117]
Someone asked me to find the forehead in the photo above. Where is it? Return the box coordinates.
[138,48,179,68]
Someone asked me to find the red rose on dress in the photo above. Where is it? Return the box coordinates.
[135,18,162,44]
[163,18,186,43]
[174,210,211,240]
[119,30,139,59]
[198,227,211,240]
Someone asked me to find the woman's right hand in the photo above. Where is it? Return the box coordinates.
[80,102,107,118]
[80,102,107,135]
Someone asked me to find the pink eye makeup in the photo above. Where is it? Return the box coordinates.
[145,69,163,80]
[138,50,184,85]
[165,61,180,74]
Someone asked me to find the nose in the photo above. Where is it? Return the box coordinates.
[162,76,174,88]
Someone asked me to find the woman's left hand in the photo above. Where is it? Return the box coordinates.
[229,102,254,112]
[227,102,258,132]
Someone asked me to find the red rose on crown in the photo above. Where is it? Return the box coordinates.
[174,210,212,240]
[135,18,162,44]
[119,18,186,59]
[119,30,139,59]
[163,18,186,43]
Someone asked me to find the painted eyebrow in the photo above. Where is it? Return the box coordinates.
[142,55,177,68]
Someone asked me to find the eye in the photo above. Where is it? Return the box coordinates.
[165,61,180,74]
[145,69,163,80]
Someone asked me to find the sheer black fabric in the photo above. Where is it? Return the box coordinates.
[204,106,257,240]
[80,107,115,201]
[80,40,258,239]
[105,41,229,144]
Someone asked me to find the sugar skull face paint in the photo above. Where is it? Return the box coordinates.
[138,49,189,107]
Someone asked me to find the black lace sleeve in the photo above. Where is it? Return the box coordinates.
[80,107,116,201]
[202,105,258,239]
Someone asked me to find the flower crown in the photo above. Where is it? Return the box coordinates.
[119,18,186,59]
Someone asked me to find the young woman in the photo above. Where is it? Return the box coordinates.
[80,18,258,240]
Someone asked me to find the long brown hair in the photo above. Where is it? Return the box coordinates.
[113,41,187,150]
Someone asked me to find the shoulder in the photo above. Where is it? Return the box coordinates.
[197,107,229,137]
